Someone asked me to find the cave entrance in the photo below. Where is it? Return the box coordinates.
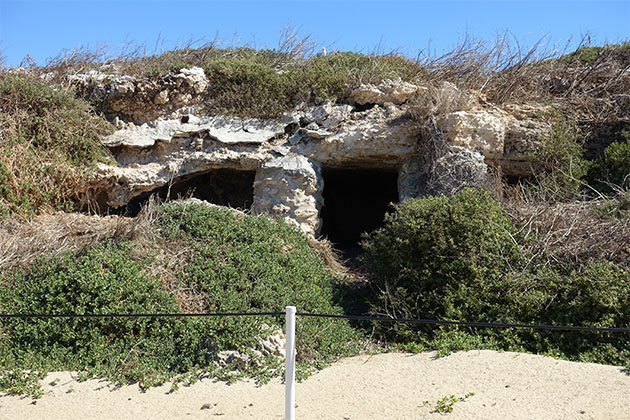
[320,168,399,253]
[122,168,256,216]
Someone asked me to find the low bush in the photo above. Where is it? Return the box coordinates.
[361,189,630,367]
[0,203,360,396]
[361,189,522,327]
[529,119,593,200]
[558,43,630,66]
[590,134,630,193]
[0,242,206,390]
[200,51,422,118]
[0,242,204,392]
[158,203,360,366]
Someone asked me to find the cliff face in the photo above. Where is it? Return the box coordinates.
[84,68,551,235]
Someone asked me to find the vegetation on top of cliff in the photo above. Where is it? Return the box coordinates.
[201,51,422,118]
[0,72,114,219]
[21,31,628,122]
[558,42,630,65]
[1,32,625,218]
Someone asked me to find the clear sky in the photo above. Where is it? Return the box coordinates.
[0,0,628,67]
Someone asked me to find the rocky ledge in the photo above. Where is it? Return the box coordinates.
[85,70,551,235]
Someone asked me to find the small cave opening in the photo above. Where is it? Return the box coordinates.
[120,168,256,216]
[320,168,399,256]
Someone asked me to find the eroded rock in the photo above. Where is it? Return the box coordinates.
[349,77,424,106]
[84,68,551,236]
[73,67,208,124]
[252,155,323,236]
[437,105,552,177]
[104,115,286,148]
[428,149,494,196]
[437,110,507,160]
[214,324,286,370]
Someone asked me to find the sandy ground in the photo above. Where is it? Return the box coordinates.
[1,350,629,420]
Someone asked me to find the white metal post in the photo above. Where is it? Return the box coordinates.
[285,306,296,420]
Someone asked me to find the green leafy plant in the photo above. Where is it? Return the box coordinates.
[0,242,207,395]
[0,203,361,397]
[198,50,422,118]
[597,191,630,219]
[361,189,630,367]
[530,119,592,200]
[424,392,475,414]
[594,136,630,192]
[158,203,360,366]
[361,188,522,331]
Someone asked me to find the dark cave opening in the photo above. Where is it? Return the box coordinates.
[120,168,256,216]
[320,168,399,253]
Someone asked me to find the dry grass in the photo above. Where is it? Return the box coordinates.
[142,237,203,313]
[0,213,133,271]
[0,197,160,272]
[0,71,114,218]
[507,199,630,268]
[407,33,629,125]
[307,237,353,280]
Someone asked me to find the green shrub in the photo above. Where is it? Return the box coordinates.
[200,51,422,118]
[203,58,307,118]
[597,137,630,191]
[0,242,207,392]
[504,262,630,366]
[361,189,630,367]
[361,189,522,330]
[158,204,360,366]
[597,190,630,219]
[558,43,630,65]
[0,203,360,396]
[559,46,604,65]
[530,119,592,200]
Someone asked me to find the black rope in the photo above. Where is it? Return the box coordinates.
[296,312,630,333]
[0,311,628,333]
[0,311,284,319]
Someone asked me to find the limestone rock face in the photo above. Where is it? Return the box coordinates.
[398,156,430,201]
[437,110,506,160]
[93,102,419,233]
[501,106,551,176]
[294,104,418,168]
[428,150,494,196]
[349,77,424,106]
[252,155,323,236]
[72,67,208,124]
[104,115,286,148]
[437,105,552,177]
[82,68,552,235]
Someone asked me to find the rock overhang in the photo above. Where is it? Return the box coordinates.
[88,74,551,237]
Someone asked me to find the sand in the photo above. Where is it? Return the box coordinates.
[1,350,629,420]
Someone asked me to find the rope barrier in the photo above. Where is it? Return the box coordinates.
[0,311,284,319]
[0,311,628,333]
[296,312,630,333]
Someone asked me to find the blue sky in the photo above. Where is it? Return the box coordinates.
[1,0,628,67]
